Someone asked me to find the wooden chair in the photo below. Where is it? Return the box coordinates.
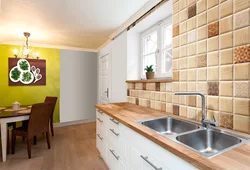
[44,96,58,137]
[12,103,52,159]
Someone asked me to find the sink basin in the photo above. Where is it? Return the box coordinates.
[176,129,244,158]
[139,117,199,135]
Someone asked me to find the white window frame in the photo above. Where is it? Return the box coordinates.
[140,17,172,79]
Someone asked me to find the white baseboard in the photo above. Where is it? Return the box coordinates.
[54,119,96,128]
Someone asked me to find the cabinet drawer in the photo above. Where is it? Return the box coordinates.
[96,109,105,121]
[107,146,127,170]
[96,129,108,161]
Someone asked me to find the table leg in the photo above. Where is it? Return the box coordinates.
[1,123,7,162]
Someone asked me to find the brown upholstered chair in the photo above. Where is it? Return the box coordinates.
[12,103,52,159]
[44,96,58,137]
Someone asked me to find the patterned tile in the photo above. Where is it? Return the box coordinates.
[234,45,250,63]
[173,25,179,37]
[208,82,219,96]
[208,22,219,38]
[196,55,207,67]
[173,71,179,81]
[142,83,146,90]
[234,82,250,98]
[155,82,160,91]
[188,4,196,19]
[220,112,233,129]
[188,96,196,107]
[161,102,166,112]
[136,98,139,105]
[127,89,130,96]
[173,105,180,115]
[234,9,250,30]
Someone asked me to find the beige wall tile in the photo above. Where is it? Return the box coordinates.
[143,91,151,99]
[220,15,233,34]
[187,69,197,81]
[180,45,187,57]
[220,48,233,65]
[150,91,155,100]
[234,9,250,30]
[220,65,233,80]
[180,8,188,22]
[187,107,197,120]
[179,82,187,91]
[154,101,161,110]
[155,92,161,101]
[179,33,187,46]
[173,59,179,70]
[188,55,197,68]
[197,12,207,27]
[207,51,219,66]
[180,70,187,80]
[180,105,188,117]
[197,82,208,94]
[173,37,179,48]
[197,68,207,81]
[207,6,219,23]
[207,110,219,122]
[138,90,143,98]
[166,102,173,113]
[187,17,196,31]
[173,95,179,104]
[196,109,203,121]
[187,43,197,55]
[179,0,187,11]
[188,82,196,91]
[207,36,219,52]
[173,13,179,26]
[197,25,207,41]
[172,48,179,59]
[179,95,187,105]
[197,0,207,14]
[220,0,233,18]
[173,1,179,14]
[234,63,250,80]
[166,83,172,92]
[207,66,219,80]
[220,81,233,97]
[150,100,155,109]
[234,115,250,133]
[220,32,233,50]
[197,40,207,54]
[172,82,179,92]
[179,57,187,69]
[188,29,196,43]
[197,54,207,67]
[220,112,233,129]
[234,98,250,116]
[234,27,250,47]
[220,97,233,113]
[160,92,166,102]
[160,83,166,92]
[187,0,196,6]
[180,21,187,34]
[207,0,219,9]
[166,92,172,103]
[234,81,250,98]
[207,96,219,110]
[234,0,250,13]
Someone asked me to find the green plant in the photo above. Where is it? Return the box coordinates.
[19,61,29,70]
[11,68,21,80]
[22,72,32,82]
[144,65,154,72]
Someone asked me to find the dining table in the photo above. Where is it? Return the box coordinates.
[0,105,31,162]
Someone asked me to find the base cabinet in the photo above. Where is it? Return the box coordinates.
[96,110,197,170]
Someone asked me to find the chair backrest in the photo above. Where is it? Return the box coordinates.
[44,96,58,118]
[28,103,52,137]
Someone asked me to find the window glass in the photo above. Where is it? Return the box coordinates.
[143,31,157,55]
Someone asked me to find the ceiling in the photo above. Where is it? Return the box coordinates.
[0,0,150,50]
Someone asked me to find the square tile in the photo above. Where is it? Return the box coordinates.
[180,105,188,118]
[207,67,219,80]
[207,96,219,110]
[173,37,179,48]
[180,9,188,22]
[220,65,233,80]
[135,83,143,90]
[127,89,130,96]
[161,102,166,111]
[234,63,250,80]
[160,92,166,101]
[197,25,207,40]
[173,1,179,14]
[180,21,187,34]
[187,43,196,55]
[187,107,197,120]
[166,93,172,103]
[180,70,187,80]
[197,68,207,81]
[127,82,135,89]
[166,83,172,92]
[220,97,233,113]
[187,69,197,81]
[187,29,196,43]
[208,82,219,96]
[196,109,203,121]
[220,112,233,129]
[155,92,161,101]
[180,45,187,57]
[179,96,187,105]
[188,96,196,107]
[156,82,160,91]
[207,0,219,9]
[188,55,197,68]
[179,33,187,46]
[187,0,196,6]
[173,59,179,70]
[207,110,219,122]
[196,54,207,67]
[173,13,179,26]
[173,48,179,59]
[188,4,196,19]
[220,0,233,19]
[197,40,207,54]
[234,45,250,63]
[207,36,219,52]
[179,82,187,91]
[197,0,207,14]
[187,17,196,31]
[220,15,233,34]
[234,0,250,13]
[142,83,146,90]
[234,98,250,116]
[207,51,219,66]
[138,90,143,98]
[234,27,250,47]
[220,81,233,96]
[220,32,233,50]
[234,81,250,98]
[188,82,196,91]
[146,83,156,91]
[150,100,155,109]
[150,91,155,100]
[166,102,173,113]
[173,25,180,37]
[173,105,180,115]
[173,95,179,104]
[173,82,179,92]
[136,98,139,105]
[197,12,207,28]
[160,83,166,92]
[234,9,250,30]
[173,71,180,81]
[155,101,161,110]
[208,22,219,38]
[179,0,187,11]
[234,115,250,133]
[207,6,219,23]
[220,48,233,65]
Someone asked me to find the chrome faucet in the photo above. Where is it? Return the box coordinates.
[174,92,218,128]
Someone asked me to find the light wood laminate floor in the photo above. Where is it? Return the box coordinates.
[0,122,108,170]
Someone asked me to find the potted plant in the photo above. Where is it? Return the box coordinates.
[144,65,155,79]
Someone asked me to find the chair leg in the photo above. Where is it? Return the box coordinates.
[11,132,16,154]
[27,139,31,159]
[45,132,51,149]
[33,136,37,145]
[7,130,10,154]
[50,118,54,137]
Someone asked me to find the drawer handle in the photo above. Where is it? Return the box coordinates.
[97,134,103,140]
[110,149,119,160]
[140,155,162,170]
[110,118,119,125]
[97,118,103,123]
[109,128,119,136]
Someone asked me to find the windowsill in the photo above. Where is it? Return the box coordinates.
[126,79,173,83]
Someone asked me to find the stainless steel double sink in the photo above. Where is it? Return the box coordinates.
[137,116,250,158]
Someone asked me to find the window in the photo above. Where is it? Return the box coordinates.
[141,17,172,78]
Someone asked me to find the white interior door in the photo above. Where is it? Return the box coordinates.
[100,54,109,104]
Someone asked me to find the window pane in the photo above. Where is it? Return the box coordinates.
[162,49,172,73]
[143,54,156,73]
[143,31,157,55]
[163,24,172,49]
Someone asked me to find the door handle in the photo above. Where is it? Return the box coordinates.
[105,88,109,98]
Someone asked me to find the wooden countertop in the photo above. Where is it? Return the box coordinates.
[126,79,173,83]
[95,102,250,170]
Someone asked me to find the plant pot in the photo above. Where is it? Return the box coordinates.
[146,72,155,79]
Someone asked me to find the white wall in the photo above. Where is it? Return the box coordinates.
[60,50,97,123]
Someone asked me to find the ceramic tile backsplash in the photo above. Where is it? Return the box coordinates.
[127,0,250,134]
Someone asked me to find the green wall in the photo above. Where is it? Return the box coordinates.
[0,44,60,122]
